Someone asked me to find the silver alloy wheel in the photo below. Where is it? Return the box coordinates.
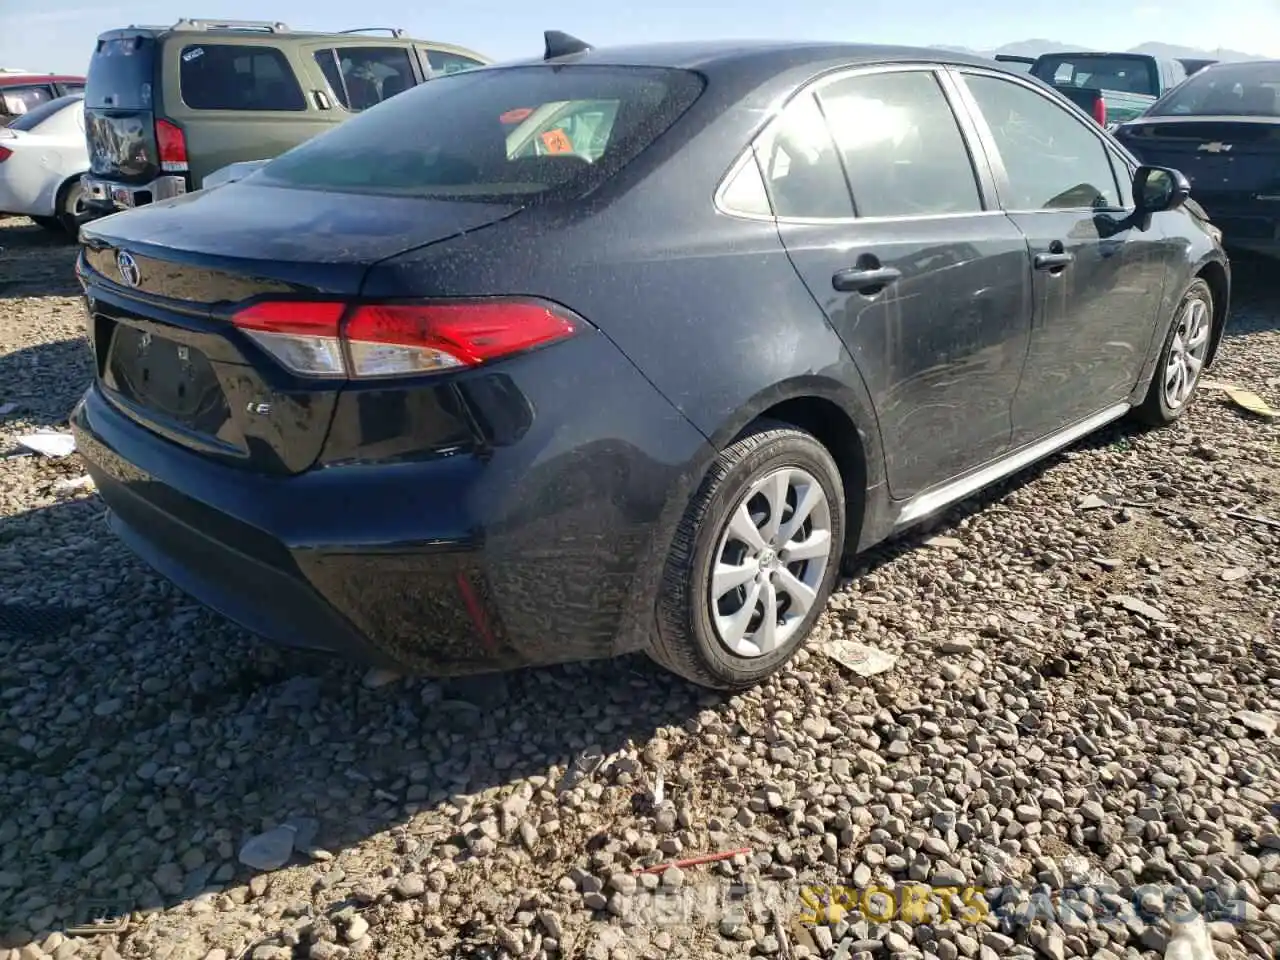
[1163,295,1211,410]
[709,466,834,658]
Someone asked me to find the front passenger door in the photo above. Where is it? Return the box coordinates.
[953,69,1167,447]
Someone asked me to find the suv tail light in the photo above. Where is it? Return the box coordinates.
[1092,94,1107,126]
[0,145,11,163]
[231,298,587,379]
[155,119,188,173]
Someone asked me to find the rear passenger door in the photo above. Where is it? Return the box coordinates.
[750,66,1033,501]
[169,41,331,188]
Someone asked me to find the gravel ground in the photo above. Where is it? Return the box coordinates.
[1,213,1278,960]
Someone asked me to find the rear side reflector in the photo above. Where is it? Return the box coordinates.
[155,118,189,173]
[0,146,11,163]
[231,299,586,379]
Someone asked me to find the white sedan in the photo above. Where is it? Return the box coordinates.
[0,93,89,236]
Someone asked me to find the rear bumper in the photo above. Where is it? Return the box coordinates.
[70,335,710,675]
[82,173,187,215]
[94,455,401,670]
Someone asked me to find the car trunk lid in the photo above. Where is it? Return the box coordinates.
[85,31,160,184]
[1117,117,1280,197]
[79,180,522,476]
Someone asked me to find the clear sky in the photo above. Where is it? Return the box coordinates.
[3,0,1279,75]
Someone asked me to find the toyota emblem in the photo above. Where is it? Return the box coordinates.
[116,251,141,288]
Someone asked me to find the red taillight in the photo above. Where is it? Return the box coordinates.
[1092,95,1107,126]
[231,298,585,379]
[155,119,188,173]
[0,145,11,163]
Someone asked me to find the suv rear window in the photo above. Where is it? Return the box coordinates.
[86,35,157,109]
[1035,55,1157,97]
[179,44,306,111]
[254,65,704,202]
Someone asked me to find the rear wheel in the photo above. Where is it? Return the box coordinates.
[1132,278,1214,427]
[649,421,845,689]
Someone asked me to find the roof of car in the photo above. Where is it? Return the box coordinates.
[508,39,1000,72]
[95,23,477,46]
[0,74,85,85]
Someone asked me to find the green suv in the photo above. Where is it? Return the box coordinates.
[81,19,488,216]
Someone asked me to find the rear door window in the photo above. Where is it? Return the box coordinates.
[425,50,486,76]
[817,70,983,217]
[256,64,703,201]
[754,92,854,219]
[179,44,306,111]
[313,46,417,111]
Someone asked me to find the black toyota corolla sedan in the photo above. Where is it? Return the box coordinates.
[71,34,1229,690]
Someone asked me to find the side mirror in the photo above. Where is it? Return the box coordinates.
[1134,165,1190,214]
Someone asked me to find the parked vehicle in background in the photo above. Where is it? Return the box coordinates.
[1030,51,1186,125]
[1114,60,1280,256]
[0,70,85,125]
[993,54,1035,73]
[1178,57,1218,76]
[0,94,89,234]
[71,35,1228,690]
[80,19,489,217]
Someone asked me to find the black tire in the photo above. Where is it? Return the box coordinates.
[54,177,88,238]
[1132,278,1214,427]
[648,420,846,690]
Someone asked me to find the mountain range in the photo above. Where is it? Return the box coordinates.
[935,39,1269,62]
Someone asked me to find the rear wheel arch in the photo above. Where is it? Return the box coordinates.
[734,395,869,557]
[703,377,885,550]
[53,174,87,236]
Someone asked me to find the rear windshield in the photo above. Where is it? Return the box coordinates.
[86,34,157,109]
[8,94,81,131]
[1148,62,1280,117]
[253,64,705,202]
[1035,55,1157,96]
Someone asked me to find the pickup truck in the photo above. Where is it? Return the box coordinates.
[1028,52,1188,126]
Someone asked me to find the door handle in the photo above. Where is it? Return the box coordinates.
[1034,251,1075,271]
[832,266,902,294]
